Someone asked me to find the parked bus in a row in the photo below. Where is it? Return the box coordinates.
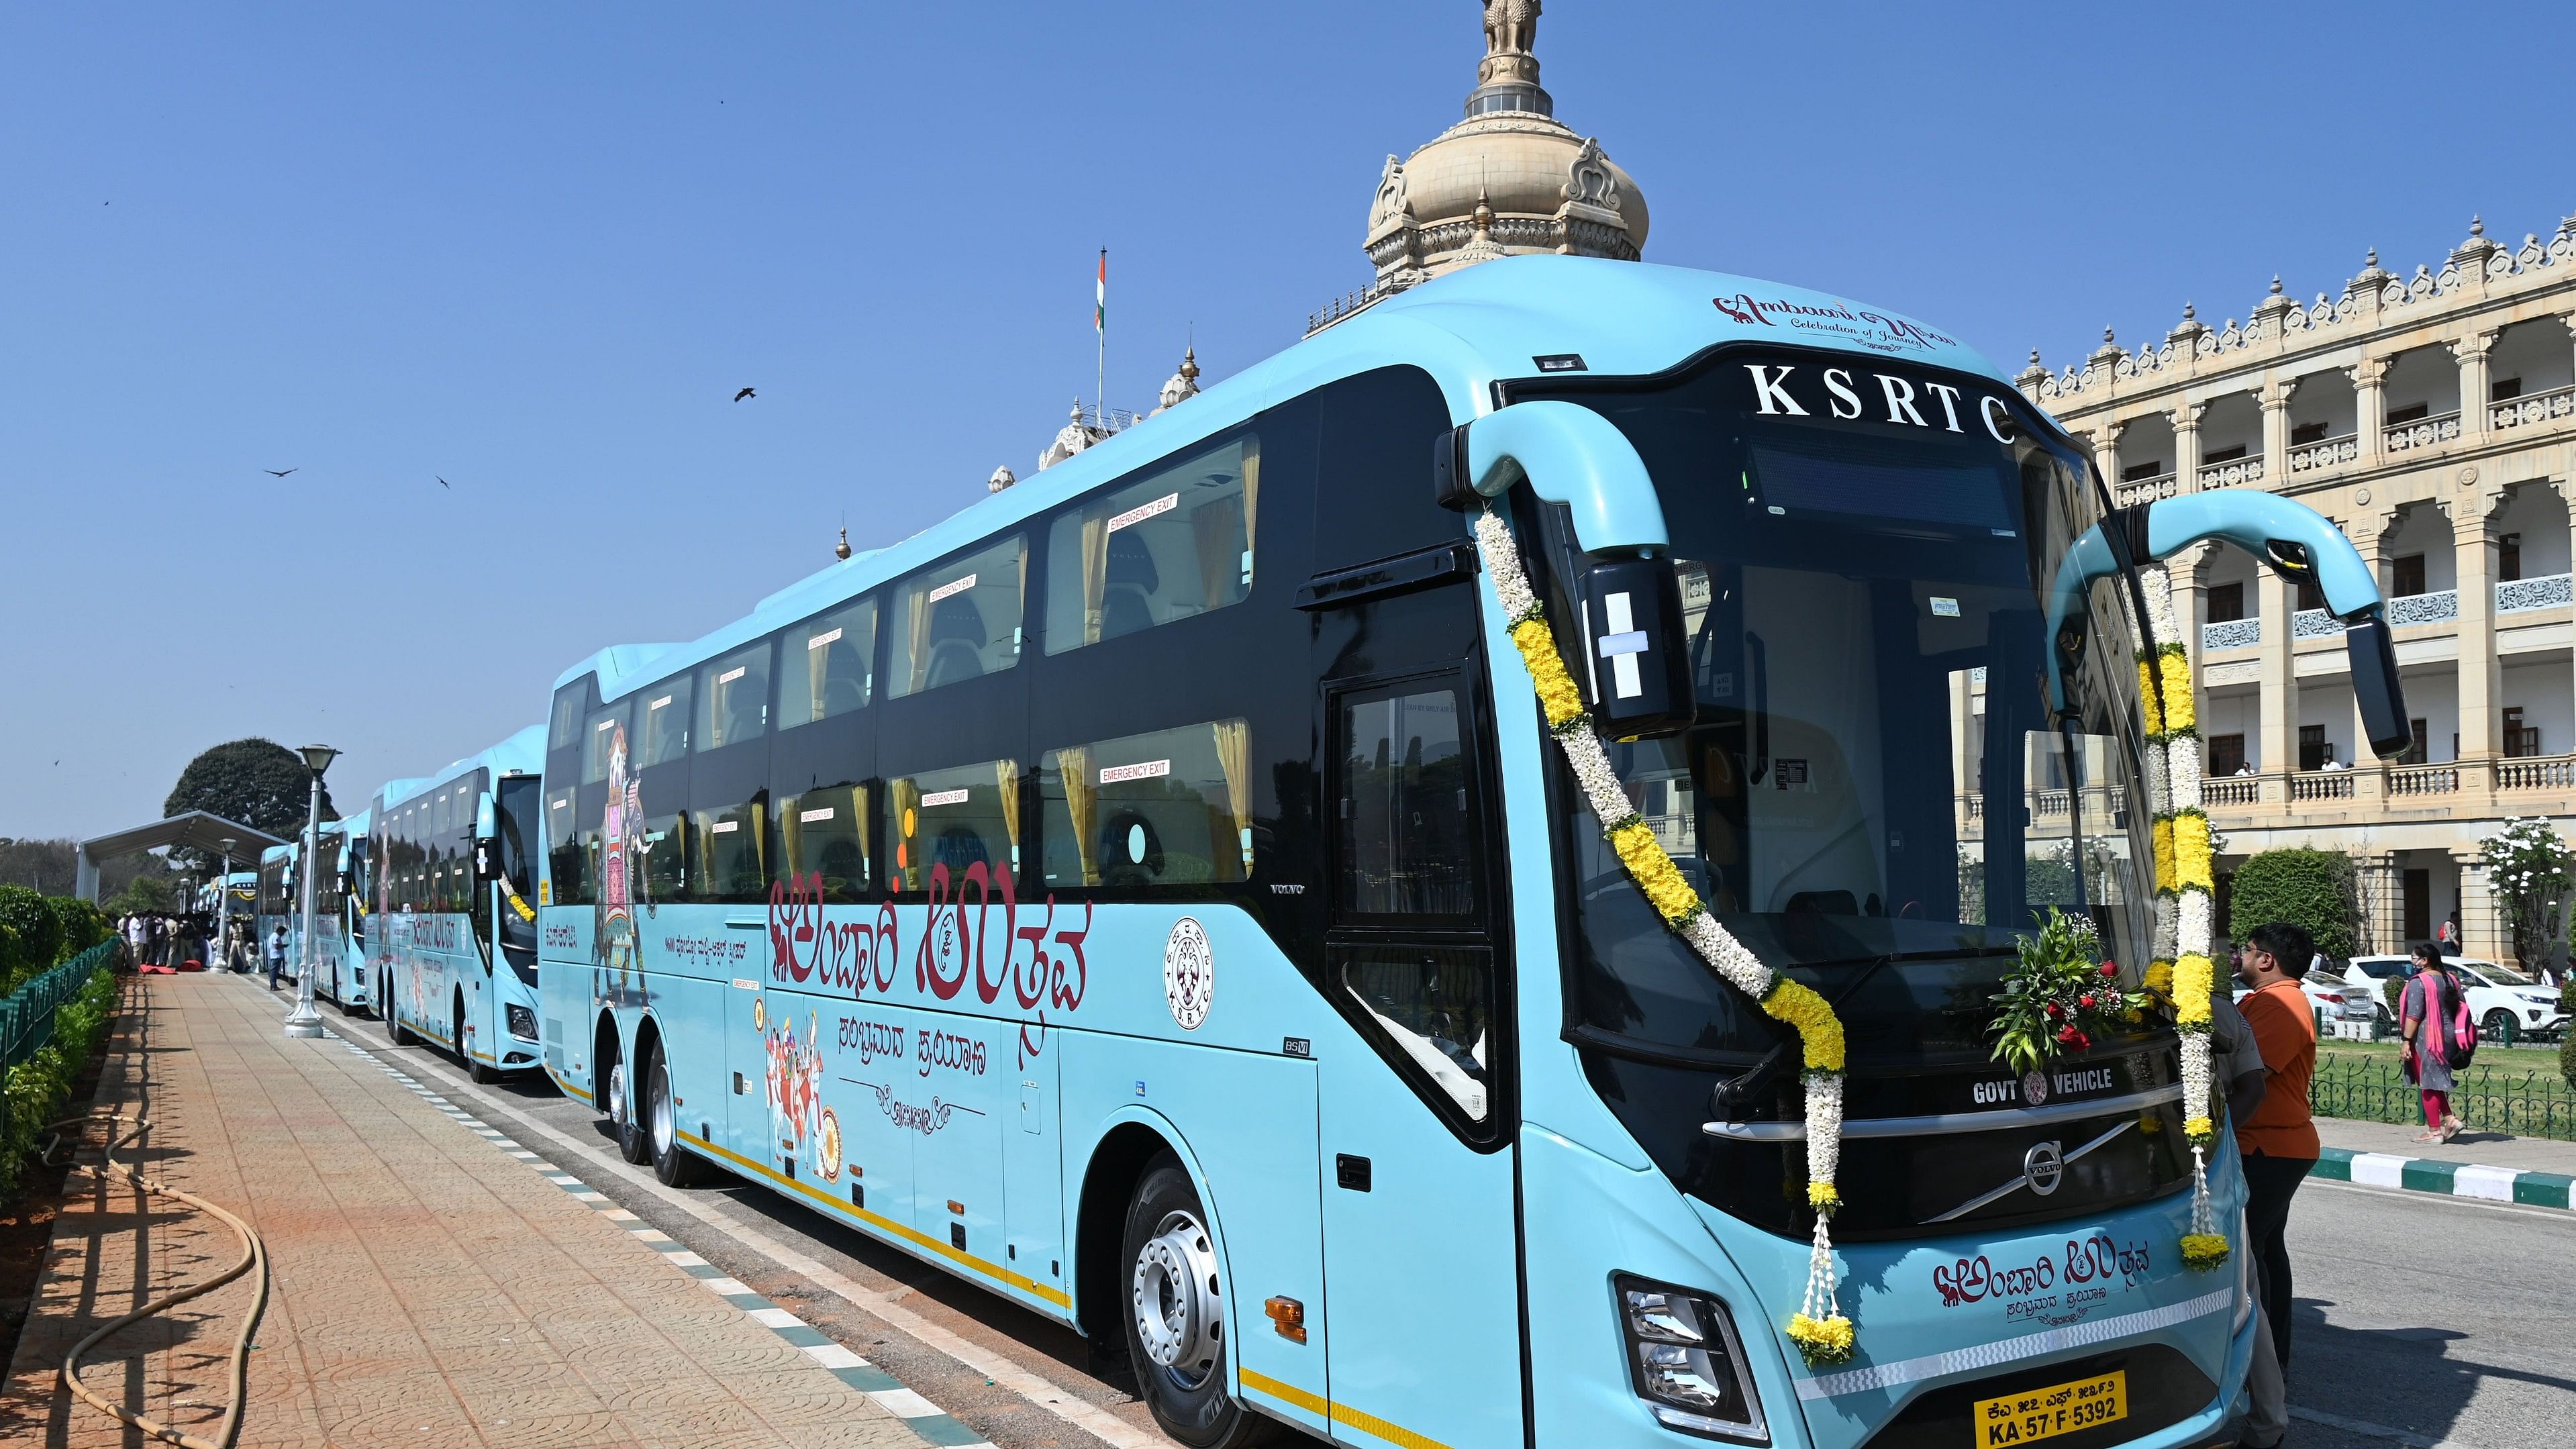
[341,255,2410,1449]
[366,726,548,1083]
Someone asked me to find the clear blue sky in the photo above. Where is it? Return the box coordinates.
[5,2,2570,844]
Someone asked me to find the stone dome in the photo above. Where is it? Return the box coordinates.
[1360,3,1646,292]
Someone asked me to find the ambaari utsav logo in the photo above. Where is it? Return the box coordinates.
[1713,293,1960,354]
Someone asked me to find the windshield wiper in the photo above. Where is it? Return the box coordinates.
[1709,946,2019,1111]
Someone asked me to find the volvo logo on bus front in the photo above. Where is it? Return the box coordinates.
[2024,1141,2066,1197]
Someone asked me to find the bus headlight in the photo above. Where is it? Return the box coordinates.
[1616,1277,1768,1442]
[2229,1209,2253,1333]
[507,1004,539,1041]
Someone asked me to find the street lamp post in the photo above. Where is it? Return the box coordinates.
[283,744,338,1039]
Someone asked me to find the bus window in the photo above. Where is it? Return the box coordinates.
[691,796,768,901]
[1342,944,1493,1120]
[889,762,1019,890]
[583,702,630,784]
[1044,438,1257,654]
[1038,719,1252,888]
[889,537,1024,697]
[641,811,689,901]
[1337,686,1477,918]
[640,679,693,766]
[780,783,871,901]
[548,680,587,754]
[697,642,773,752]
[781,599,877,728]
[546,787,583,905]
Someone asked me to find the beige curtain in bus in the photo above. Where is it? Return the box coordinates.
[1240,443,1258,586]
[851,783,873,887]
[1212,719,1253,880]
[1081,513,1109,646]
[994,760,1022,872]
[800,629,830,727]
[1056,746,1097,885]
[781,793,807,879]
[903,584,935,696]
[1191,493,1242,611]
[889,777,922,890]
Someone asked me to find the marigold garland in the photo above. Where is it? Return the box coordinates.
[1472,507,1857,1366]
[2143,566,2229,1272]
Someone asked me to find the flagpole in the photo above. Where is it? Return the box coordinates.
[1095,248,1106,427]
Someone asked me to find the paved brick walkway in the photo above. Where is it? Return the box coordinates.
[1,972,925,1448]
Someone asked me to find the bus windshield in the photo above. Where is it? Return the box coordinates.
[1534,354,2157,1067]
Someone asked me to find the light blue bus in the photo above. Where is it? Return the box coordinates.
[370,726,550,1082]
[305,809,375,1009]
[532,256,2403,1449]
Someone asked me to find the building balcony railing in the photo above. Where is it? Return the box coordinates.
[2290,770,2357,801]
[2384,409,2463,452]
[2291,608,2345,640]
[2497,572,2574,613]
[2387,764,2459,796]
[2204,776,2262,805]
[2287,432,2361,474]
[2192,753,2576,817]
[2500,754,2576,789]
[2201,617,2261,651]
[2387,589,2459,627]
[2198,456,2265,489]
[2491,384,2576,432]
[2114,471,2177,509]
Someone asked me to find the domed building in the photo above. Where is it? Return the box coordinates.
[1313,2,1648,333]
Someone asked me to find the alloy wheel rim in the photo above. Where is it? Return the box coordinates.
[650,1060,674,1154]
[1131,1208,1222,1385]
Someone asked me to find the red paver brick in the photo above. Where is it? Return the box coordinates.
[0,975,924,1447]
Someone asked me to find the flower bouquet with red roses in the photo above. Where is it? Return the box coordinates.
[1987,908,2154,1072]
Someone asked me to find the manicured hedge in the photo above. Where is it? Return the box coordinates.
[0,886,59,983]
[2226,848,2359,960]
[0,960,118,1200]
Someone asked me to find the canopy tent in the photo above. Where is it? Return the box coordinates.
[75,811,289,902]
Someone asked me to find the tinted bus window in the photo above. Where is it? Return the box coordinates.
[1038,719,1252,888]
[642,811,689,901]
[691,797,768,901]
[889,762,1018,890]
[584,703,630,784]
[640,678,693,766]
[1339,686,1476,917]
[889,537,1024,698]
[781,599,877,728]
[780,783,871,901]
[546,787,583,904]
[548,683,585,754]
[697,642,773,752]
[1044,438,1257,654]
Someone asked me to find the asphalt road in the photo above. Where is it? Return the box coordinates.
[2275,1175,2576,1449]
[355,1005,2574,1449]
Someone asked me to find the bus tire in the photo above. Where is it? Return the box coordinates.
[1119,1154,1277,1449]
[646,1040,713,1188]
[459,995,499,1085]
[387,976,414,1046]
[603,1034,651,1165]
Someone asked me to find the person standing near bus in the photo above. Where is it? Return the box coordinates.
[265,920,290,990]
[123,912,148,970]
[2236,922,2322,1380]
[2208,980,2283,1448]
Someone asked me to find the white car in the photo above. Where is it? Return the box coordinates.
[2344,955,2568,1043]
[2232,971,2378,1038]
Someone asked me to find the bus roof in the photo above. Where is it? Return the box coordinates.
[566,254,2010,703]
[374,723,548,813]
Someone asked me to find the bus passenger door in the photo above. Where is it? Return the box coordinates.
[1318,672,1523,1449]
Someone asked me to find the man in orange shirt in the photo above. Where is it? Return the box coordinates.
[2236,921,2322,1380]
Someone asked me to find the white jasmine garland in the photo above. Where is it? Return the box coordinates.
[1803,1072,1844,1183]
[2154,894,2179,962]
[2179,889,2213,956]
[2144,745,2171,818]
[2169,740,2203,808]
[1473,509,1540,621]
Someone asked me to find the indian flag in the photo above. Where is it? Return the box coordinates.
[1095,249,1107,333]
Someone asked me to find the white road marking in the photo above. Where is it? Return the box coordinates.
[2305,1177,2576,1223]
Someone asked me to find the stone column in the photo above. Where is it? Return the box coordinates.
[2348,356,2389,466]
[2457,506,2501,760]
[2091,421,2125,492]
[2344,517,2389,766]
[2260,377,2299,489]
[2258,565,2294,785]
[2171,401,2206,493]
[2453,847,2506,965]
[2357,852,2405,956]
[2454,330,2496,442]
[2175,542,2213,676]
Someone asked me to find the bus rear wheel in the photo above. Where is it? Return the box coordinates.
[646,1041,713,1187]
[603,1034,650,1164]
[1119,1154,1277,1448]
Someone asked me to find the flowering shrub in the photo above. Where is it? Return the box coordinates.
[2479,817,2573,972]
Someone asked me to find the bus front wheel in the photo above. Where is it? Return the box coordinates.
[386,975,413,1046]
[646,1041,713,1188]
[1119,1154,1277,1448]
[458,995,499,1085]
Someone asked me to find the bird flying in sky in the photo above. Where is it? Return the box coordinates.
[264,468,297,478]
[437,476,450,489]
[734,387,756,402]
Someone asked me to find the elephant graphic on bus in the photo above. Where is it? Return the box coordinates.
[594,721,648,1009]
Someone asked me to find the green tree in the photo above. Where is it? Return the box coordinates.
[2227,848,2359,961]
[101,875,174,917]
[163,738,335,869]
[46,897,111,957]
[0,884,64,970]
[2479,817,2573,972]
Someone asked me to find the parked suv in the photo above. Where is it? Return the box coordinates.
[2344,955,2568,1042]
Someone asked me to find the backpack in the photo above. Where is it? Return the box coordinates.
[2422,969,2477,1070]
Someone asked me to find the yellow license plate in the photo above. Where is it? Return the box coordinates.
[1975,1369,2126,1446]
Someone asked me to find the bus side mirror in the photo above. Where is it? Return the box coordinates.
[475,793,501,881]
[2346,613,2414,758]
[1574,556,1696,740]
